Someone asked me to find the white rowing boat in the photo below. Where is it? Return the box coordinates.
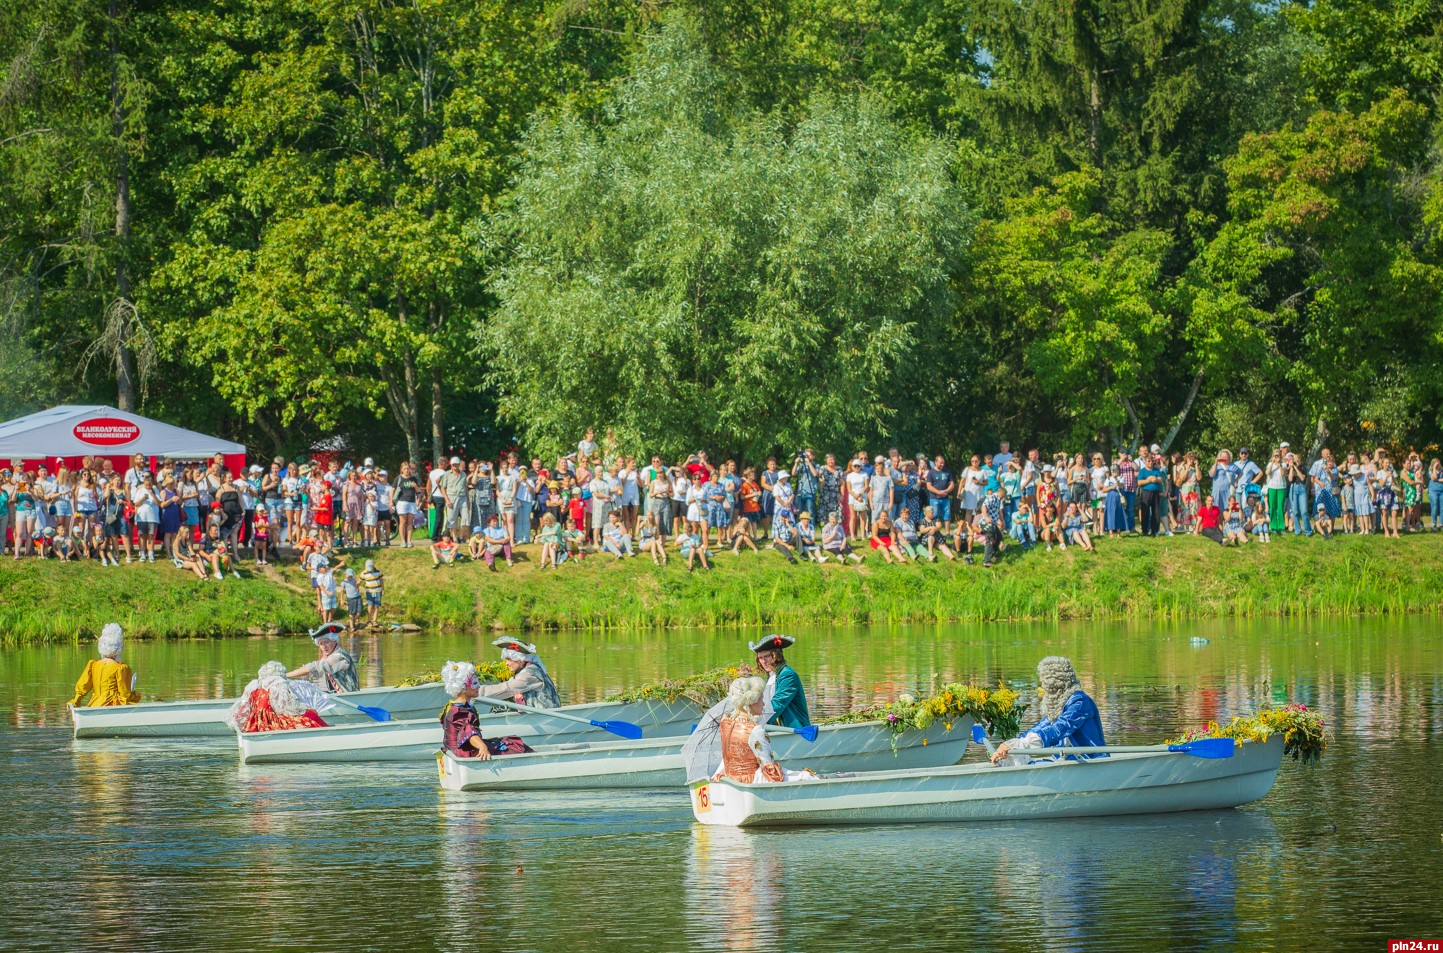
[236,696,703,764]
[437,717,974,791]
[689,736,1285,827]
[70,682,450,739]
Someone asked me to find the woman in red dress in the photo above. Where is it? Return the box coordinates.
[227,661,331,732]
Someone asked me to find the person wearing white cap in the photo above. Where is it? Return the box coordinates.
[748,634,810,729]
[287,621,359,693]
[475,639,560,708]
[69,623,140,707]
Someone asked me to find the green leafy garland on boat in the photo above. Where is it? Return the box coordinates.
[1169,704,1328,764]
[397,660,512,687]
[822,684,1029,742]
[604,666,751,708]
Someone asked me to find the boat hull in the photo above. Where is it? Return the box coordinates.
[71,683,450,738]
[691,737,1285,827]
[237,697,702,764]
[437,717,974,791]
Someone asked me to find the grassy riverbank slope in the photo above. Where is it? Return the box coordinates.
[3,533,1441,645]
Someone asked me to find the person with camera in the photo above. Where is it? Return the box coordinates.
[791,449,819,524]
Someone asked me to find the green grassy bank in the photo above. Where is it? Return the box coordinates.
[2,533,1441,646]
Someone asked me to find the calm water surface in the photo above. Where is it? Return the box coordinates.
[1,619,1440,952]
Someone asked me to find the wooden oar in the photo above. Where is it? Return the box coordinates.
[326,694,392,722]
[480,695,642,740]
[1023,738,1235,759]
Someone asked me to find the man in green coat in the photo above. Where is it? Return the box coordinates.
[749,634,810,729]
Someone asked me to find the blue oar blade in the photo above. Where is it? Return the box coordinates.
[1172,737,1234,759]
[357,705,392,722]
[796,725,819,743]
[593,719,643,740]
[971,724,988,744]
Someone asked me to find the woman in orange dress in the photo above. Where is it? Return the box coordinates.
[69,623,141,707]
[711,675,815,784]
[227,661,332,732]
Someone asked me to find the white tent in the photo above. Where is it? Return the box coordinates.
[0,405,246,460]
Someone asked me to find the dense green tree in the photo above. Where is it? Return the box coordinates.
[482,21,971,461]
[1191,91,1443,448]
[0,0,156,410]
[152,0,558,462]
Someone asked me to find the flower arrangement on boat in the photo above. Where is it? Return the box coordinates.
[823,683,1028,746]
[604,666,752,708]
[397,661,512,687]
[1169,703,1328,764]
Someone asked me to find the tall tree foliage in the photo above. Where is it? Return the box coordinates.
[0,0,155,410]
[153,0,555,460]
[482,21,970,460]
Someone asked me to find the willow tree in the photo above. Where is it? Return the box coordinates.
[481,20,971,461]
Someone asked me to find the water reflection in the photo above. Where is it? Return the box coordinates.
[2,619,1440,952]
[684,826,784,951]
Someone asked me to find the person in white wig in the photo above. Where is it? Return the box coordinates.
[991,656,1107,764]
[227,659,334,732]
[439,661,491,759]
[707,675,816,784]
[70,623,141,707]
[475,638,560,709]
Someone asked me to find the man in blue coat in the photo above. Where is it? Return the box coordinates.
[991,656,1106,763]
[749,634,810,729]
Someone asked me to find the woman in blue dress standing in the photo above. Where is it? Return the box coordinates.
[1102,469,1127,538]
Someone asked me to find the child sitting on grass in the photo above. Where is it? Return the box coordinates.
[729,516,760,555]
[679,529,711,571]
[431,533,459,568]
[638,513,667,565]
[1011,502,1037,550]
[1248,500,1271,543]
[795,511,827,563]
[560,516,587,565]
[537,513,563,569]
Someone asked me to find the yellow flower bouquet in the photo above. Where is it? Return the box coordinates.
[1169,703,1329,764]
[823,683,1029,749]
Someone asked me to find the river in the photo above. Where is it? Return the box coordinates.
[1,619,1439,952]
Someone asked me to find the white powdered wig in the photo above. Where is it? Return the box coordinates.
[441,660,479,698]
[258,660,287,679]
[1038,656,1084,722]
[726,675,767,714]
[97,623,124,660]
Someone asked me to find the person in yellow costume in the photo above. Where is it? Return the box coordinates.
[69,623,141,707]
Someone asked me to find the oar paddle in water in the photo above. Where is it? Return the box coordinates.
[326,694,392,722]
[480,696,642,740]
[1023,738,1236,759]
